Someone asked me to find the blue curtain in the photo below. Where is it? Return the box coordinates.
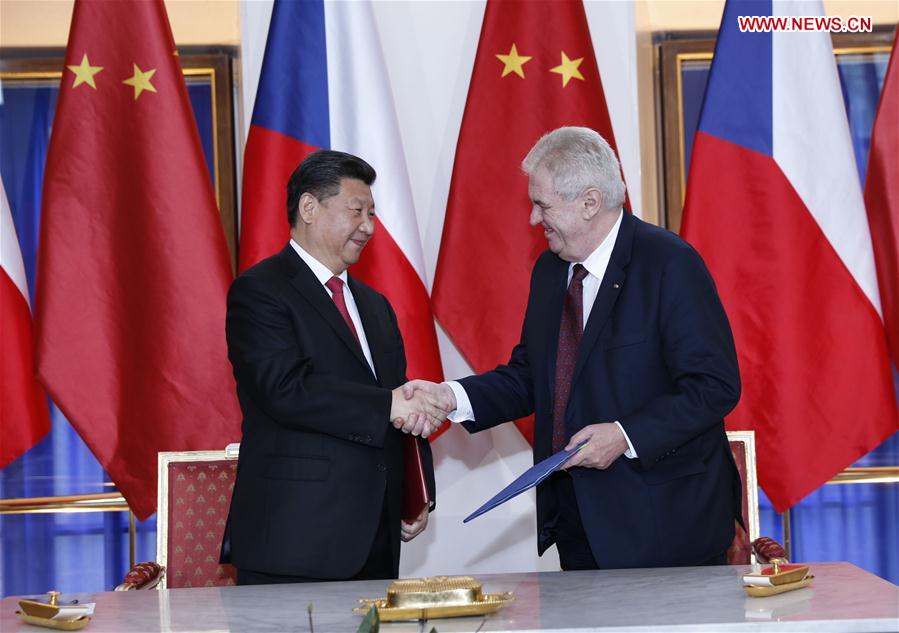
[756,434,899,583]
[0,78,215,597]
[681,49,898,584]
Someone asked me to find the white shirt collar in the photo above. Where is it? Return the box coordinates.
[573,209,624,279]
[290,239,348,287]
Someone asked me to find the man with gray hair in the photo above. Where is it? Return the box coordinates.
[408,126,743,569]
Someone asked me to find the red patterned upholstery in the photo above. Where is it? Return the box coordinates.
[726,439,753,564]
[163,457,237,588]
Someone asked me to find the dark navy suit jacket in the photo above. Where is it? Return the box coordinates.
[221,244,435,578]
[460,212,742,568]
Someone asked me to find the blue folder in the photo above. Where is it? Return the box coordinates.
[463,440,589,523]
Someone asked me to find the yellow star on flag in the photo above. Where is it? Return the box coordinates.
[123,64,158,100]
[550,51,585,87]
[67,54,103,90]
[496,43,532,79]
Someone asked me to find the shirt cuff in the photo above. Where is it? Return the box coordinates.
[443,381,474,422]
[614,421,638,458]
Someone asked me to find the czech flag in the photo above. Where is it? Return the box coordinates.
[240,0,444,390]
[681,0,897,511]
[1,176,50,467]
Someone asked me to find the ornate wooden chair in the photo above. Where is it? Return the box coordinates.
[154,445,240,588]
[726,430,760,564]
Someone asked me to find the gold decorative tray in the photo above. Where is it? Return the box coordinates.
[15,611,91,631]
[355,575,514,621]
[743,560,814,597]
[16,592,92,630]
[744,576,814,597]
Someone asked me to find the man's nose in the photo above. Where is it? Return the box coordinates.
[360,213,375,235]
[529,206,542,226]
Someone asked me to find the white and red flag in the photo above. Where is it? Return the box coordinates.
[682,0,897,511]
[864,30,899,368]
[1,177,50,467]
[239,0,444,388]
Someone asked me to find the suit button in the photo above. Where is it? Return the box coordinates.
[377,463,387,472]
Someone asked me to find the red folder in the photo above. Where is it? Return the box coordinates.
[402,436,431,523]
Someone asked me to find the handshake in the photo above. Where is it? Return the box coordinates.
[389,380,457,438]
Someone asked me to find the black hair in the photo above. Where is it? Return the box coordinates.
[286,150,377,227]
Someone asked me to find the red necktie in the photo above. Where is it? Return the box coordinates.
[325,276,360,344]
[552,264,588,453]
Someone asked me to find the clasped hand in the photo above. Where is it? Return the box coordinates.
[389,380,456,438]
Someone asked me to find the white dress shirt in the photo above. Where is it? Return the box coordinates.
[444,210,637,457]
[290,239,377,378]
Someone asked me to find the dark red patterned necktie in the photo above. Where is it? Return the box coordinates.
[325,276,360,344]
[552,264,588,453]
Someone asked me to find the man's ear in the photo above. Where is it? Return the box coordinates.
[298,192,318,224]
[581,187,604,220]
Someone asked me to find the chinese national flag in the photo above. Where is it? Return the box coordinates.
[432,0,624,442]
[35,0,241,520]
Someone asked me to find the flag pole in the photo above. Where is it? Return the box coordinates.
[781,508,792,561]
[128,511,137,569]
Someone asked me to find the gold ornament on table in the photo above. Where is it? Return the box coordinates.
[742,558,814,597]
[354,575,514,621]
[15,591,93,630]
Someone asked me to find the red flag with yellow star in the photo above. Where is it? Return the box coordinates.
[432,0,625,443]
[35,0,240,520]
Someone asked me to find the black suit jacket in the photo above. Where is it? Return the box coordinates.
[460,213,742,568]
[222,244,435,579]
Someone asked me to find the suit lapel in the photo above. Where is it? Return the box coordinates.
[570,212,636,391]
[349,276,389,386]
[279,246,370,372]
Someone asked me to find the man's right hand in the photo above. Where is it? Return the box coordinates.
[391,380,457,438]
[402,380,456,413]
[390,384,451,438]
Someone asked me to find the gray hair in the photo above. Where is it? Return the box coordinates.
[521,126,626,209]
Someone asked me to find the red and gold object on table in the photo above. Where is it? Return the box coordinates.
[743,559,813,597]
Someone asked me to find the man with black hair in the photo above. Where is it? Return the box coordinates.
[222,150,441,584]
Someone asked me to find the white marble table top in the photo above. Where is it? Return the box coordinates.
[3,562,897,632]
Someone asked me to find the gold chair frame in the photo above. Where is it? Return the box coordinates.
[155,445,240,589]
[726,429,760,553]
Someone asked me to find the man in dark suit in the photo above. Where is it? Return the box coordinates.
[223,150,442,585]
[407,127,742,570]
